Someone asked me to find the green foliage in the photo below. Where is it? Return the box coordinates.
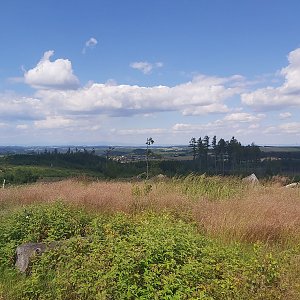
[0,204,286,299]
[0,202,91,269]
[0,167,39,184]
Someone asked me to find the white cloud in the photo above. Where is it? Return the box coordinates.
[279,122,300,134]
[35,74,242,117]
[182,103,229,115]
[279,112,292,119]
[0,93,43,121]
[82,37,98,54]
[34,116,74,129]
[223,112,265,123]
[0,72,243,144]
[116,128,167,136]
[130,61,163,74]
[264,122,300,135]
[242,48,300,110]
[172,112,264,138]
[24,50,80,90]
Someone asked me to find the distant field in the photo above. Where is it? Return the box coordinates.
[260,146,300,152]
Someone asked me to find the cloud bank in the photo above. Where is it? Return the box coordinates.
[34,74,242,117]
[3,48,300,145]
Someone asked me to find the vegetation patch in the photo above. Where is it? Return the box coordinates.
[0,202,290,299]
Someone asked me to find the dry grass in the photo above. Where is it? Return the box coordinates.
[0,180,133,214]
[1,178,300,245]
[193,187,300,244]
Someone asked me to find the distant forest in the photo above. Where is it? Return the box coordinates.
[1,135,300,185]
[187,135,300,177]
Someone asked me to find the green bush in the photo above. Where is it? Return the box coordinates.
[0,205,285,299]
[0,202,91,269]
[0,167,39,185]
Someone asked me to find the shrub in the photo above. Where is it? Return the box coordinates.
[0,201,91,269]
[0,205,286,299]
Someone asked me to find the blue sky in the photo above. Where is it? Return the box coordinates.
[1,0,300,146]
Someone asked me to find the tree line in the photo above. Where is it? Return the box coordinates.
[2,137,300,185]
[189,136,261,174]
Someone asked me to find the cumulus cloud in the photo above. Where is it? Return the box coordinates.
[0,72,244,142]
[130,61,163,74]
[24,50,80,90]
[242,48,300,110]
[34,74,242,117]
[82,37,98,54]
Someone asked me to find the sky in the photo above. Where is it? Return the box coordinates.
[1,0,300,146]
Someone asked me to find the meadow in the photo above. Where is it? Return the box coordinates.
[0,175,300,299]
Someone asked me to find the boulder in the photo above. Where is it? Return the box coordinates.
[15,241,59,273]
[242,173,259,185]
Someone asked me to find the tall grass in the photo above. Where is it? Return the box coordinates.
[1,175,300,298]
[1,175,300,245]
[171,173,245,200]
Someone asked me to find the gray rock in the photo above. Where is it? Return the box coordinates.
[242,173,259,185]
[15,241,59,273]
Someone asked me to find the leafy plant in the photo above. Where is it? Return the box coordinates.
[0,205,287,299]
[0,201,91,269]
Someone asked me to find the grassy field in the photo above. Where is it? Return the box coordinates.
[260,146,300,153]
[1,176,300,299]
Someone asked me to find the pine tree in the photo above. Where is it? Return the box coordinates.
[212,135,217,173]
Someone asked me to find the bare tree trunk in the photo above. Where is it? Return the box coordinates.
[146,144,149,179]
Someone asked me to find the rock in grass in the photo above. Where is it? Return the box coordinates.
[242,173,259,185]
[15,242,59,273]
[15,238,89,273]
[285,182,300,188]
